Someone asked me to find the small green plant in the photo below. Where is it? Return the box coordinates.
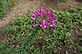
[0,7,82,54]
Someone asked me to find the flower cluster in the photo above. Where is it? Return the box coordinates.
[32,7,57,30]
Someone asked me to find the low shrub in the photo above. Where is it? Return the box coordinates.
[0,7,82,54]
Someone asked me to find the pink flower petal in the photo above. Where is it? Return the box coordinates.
[32,24,38,26]
[41,20,46,25]
[40,24,46,30]
[32,14,36,20]
[49,20,57,27]
[40,20,47,30]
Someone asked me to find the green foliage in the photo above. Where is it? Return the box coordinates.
[0,7,82,54]
[79,46,82,52]
[79,38,82,41]
[0,0,12,17]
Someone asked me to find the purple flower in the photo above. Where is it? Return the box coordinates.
[32,7,57,30]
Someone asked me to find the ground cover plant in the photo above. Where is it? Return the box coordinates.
[0,6,82,54]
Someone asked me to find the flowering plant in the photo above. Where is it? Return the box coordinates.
[32,7,57,30]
